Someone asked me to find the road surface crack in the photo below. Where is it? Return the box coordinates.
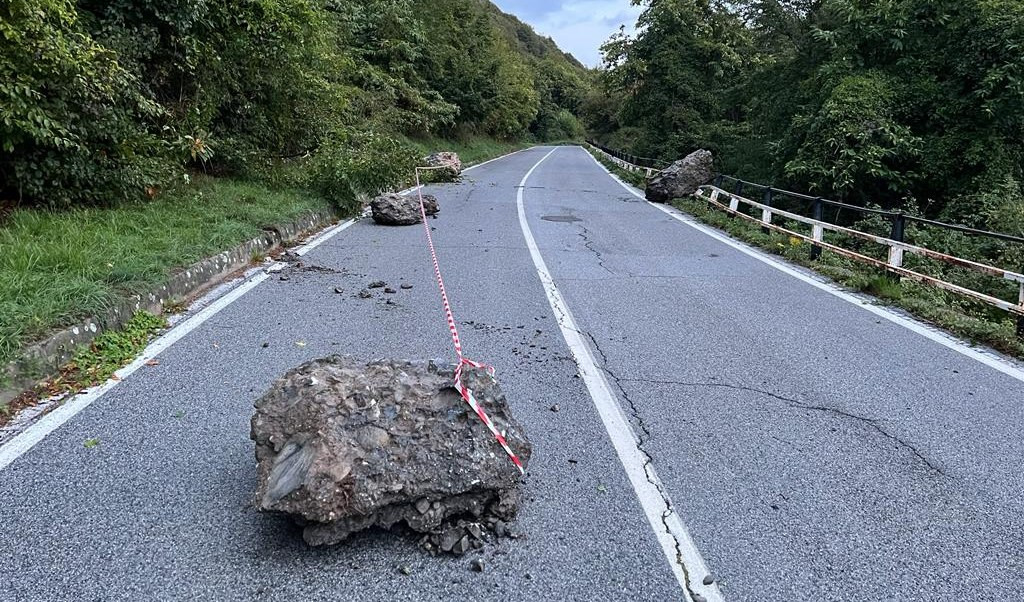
[582,332,701,600]
[623,377,947,477]
[576,227,618,276]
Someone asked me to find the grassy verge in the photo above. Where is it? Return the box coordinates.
[583,146,1024,360]
[0,177,330,369]
[0,311,167,425]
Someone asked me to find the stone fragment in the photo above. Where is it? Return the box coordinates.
[470,558,485,572]
[370,193,439,226]
[358,289,372,299]
[250,357,531,549]
[645,150,715,203]
[368,281,386,289]
[423,152,462,181]
[400,284,414,290]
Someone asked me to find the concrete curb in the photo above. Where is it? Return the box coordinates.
[1,208,340,404]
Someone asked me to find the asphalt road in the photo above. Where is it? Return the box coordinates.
[2,146,1023,601]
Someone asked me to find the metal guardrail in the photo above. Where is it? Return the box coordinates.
[585,141,1024,335]
[586,140,671,175]
[696,185,1024,332]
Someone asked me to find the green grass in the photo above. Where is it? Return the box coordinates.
[0,177,329,367]
[581,145,1024,360]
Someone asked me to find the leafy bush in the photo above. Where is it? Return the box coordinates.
[0,0,167,207]
[310,132,418,214]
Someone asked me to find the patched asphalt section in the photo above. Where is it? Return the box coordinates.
[524,147,1024,601]
[0,148,682,601]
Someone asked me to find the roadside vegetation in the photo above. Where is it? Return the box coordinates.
[587,147,1024,360]
[0,1,589,373]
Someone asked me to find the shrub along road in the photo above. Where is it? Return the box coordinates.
[1,147,1023,601]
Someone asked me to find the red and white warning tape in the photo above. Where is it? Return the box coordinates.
[414,167,525,474]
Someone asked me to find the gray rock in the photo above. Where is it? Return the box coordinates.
[370,193,440,226]
[358,289,372,299]
[400,283,414,290]
[452,535,471,556]
[250,357,531,548]
[703,574,716,585]
[645,150,715,203]
[470,558,485,572]
[423,152,462,181]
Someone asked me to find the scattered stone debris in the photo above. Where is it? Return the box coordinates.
[549,404,560,413]
[370,193,440,226]
[278,275,290,281]
[384,287,397,294]
[368,281,387,289]
[358,289,373,299]
[398,564,412,576]
[423,152,462,181]
[250,357,532,552]
[334,287,344,294]
[645,149,715,203]
[470,558,485,572]
[400,283,414,290]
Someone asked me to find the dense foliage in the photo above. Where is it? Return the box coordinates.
[0,0,588,209]
[585,0,1024,233]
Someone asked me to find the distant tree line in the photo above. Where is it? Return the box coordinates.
[0,0,588,208]
[583,0,1024,234]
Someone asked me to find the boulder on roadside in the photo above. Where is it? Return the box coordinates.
[370,193,439,226]
[423,152,462,181]
[250,356,531,549]
[645,150,715,203]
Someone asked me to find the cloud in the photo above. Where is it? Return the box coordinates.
[497,1,643,67]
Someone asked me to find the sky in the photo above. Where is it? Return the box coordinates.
[491,0,643,68]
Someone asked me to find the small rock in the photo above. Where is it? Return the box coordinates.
[493,520,507,538]
[703,574,716,586]
[549,404,560,413]
[470,558,485,573]
[368,281,386,289]
[261,342,270,349]
[401,284,413,290]
[266,264,284,274]
[453,535,471,556]
[358,289,372,299]
[384,288,397,294]
[692,595,707,602]
[279,275,290,281]
[415,498,431,515]
[439,527,464,553]
[398,564,412,576]
[467,523,483,540]
[334,287,344,294]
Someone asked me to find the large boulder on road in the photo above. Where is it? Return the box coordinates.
[645,150,715,203]
[423,152,462,181]
[370,192,439,226]
[250,356,531,548]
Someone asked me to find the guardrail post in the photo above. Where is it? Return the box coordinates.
[810,197,824,260]
[1017,283,1024,339]
[735,180,744,196]
[887,213,907,282]
[761,188,774,234]
[714,175,723,188]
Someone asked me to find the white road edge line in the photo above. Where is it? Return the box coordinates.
[0,147,537,471]
[517,147,723,602]
[581,146,1024,385]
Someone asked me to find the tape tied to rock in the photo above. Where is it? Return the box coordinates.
[414,166,525,474]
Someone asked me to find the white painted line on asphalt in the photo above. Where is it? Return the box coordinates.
[0,146,543,471]
[0,218,357,472]
[517,148,723,602]
[580,146,1024,385]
